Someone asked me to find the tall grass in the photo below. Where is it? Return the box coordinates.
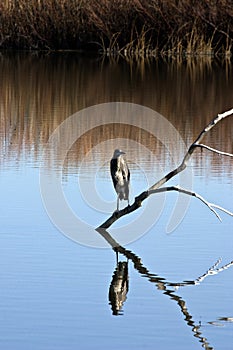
[0,0,232,56]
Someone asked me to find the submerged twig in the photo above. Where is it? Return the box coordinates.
[98,109,233,229]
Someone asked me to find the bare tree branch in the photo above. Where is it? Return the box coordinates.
[149,185,233,221]
[98,109,233,229]
[149,108,233,192]
[195,143,233,157]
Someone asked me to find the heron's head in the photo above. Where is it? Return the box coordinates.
[112,149,126,158]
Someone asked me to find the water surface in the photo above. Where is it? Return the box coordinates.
[0,53,233,350]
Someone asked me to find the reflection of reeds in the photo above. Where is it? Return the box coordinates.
[0,53,232,176]
[0,0,232,56]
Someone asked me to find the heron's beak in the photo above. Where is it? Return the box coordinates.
[119,151,125,155]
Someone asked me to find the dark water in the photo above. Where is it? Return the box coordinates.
[0,53,233,350]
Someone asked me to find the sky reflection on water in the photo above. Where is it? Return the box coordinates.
[0,53,233,350]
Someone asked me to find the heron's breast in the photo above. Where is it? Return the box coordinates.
[115,171,125,185]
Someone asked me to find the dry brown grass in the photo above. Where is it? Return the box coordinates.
[0,0,232,56]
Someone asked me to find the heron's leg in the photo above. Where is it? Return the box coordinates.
[115,250,119,264]
[117,195,119,211]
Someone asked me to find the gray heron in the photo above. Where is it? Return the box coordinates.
[110,149,130,211]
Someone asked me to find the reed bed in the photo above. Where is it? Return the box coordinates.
[0,0,232,57]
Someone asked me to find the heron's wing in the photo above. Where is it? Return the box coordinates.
[126,167,130,182]
[110,159,118,188]
[121,161,130,182]
[121,161,130,200]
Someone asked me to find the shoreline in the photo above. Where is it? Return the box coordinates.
[0,0,232,57]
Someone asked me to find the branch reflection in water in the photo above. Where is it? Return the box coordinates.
[97,228,233,349]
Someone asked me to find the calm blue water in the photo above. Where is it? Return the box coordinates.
[0,53,233,350]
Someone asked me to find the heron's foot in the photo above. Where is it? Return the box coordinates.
[113,209,120,216]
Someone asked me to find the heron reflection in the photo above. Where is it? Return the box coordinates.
[109,259,129,315]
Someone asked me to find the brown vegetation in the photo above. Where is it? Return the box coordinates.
[1,52,232,177]
[0,0,232,56]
